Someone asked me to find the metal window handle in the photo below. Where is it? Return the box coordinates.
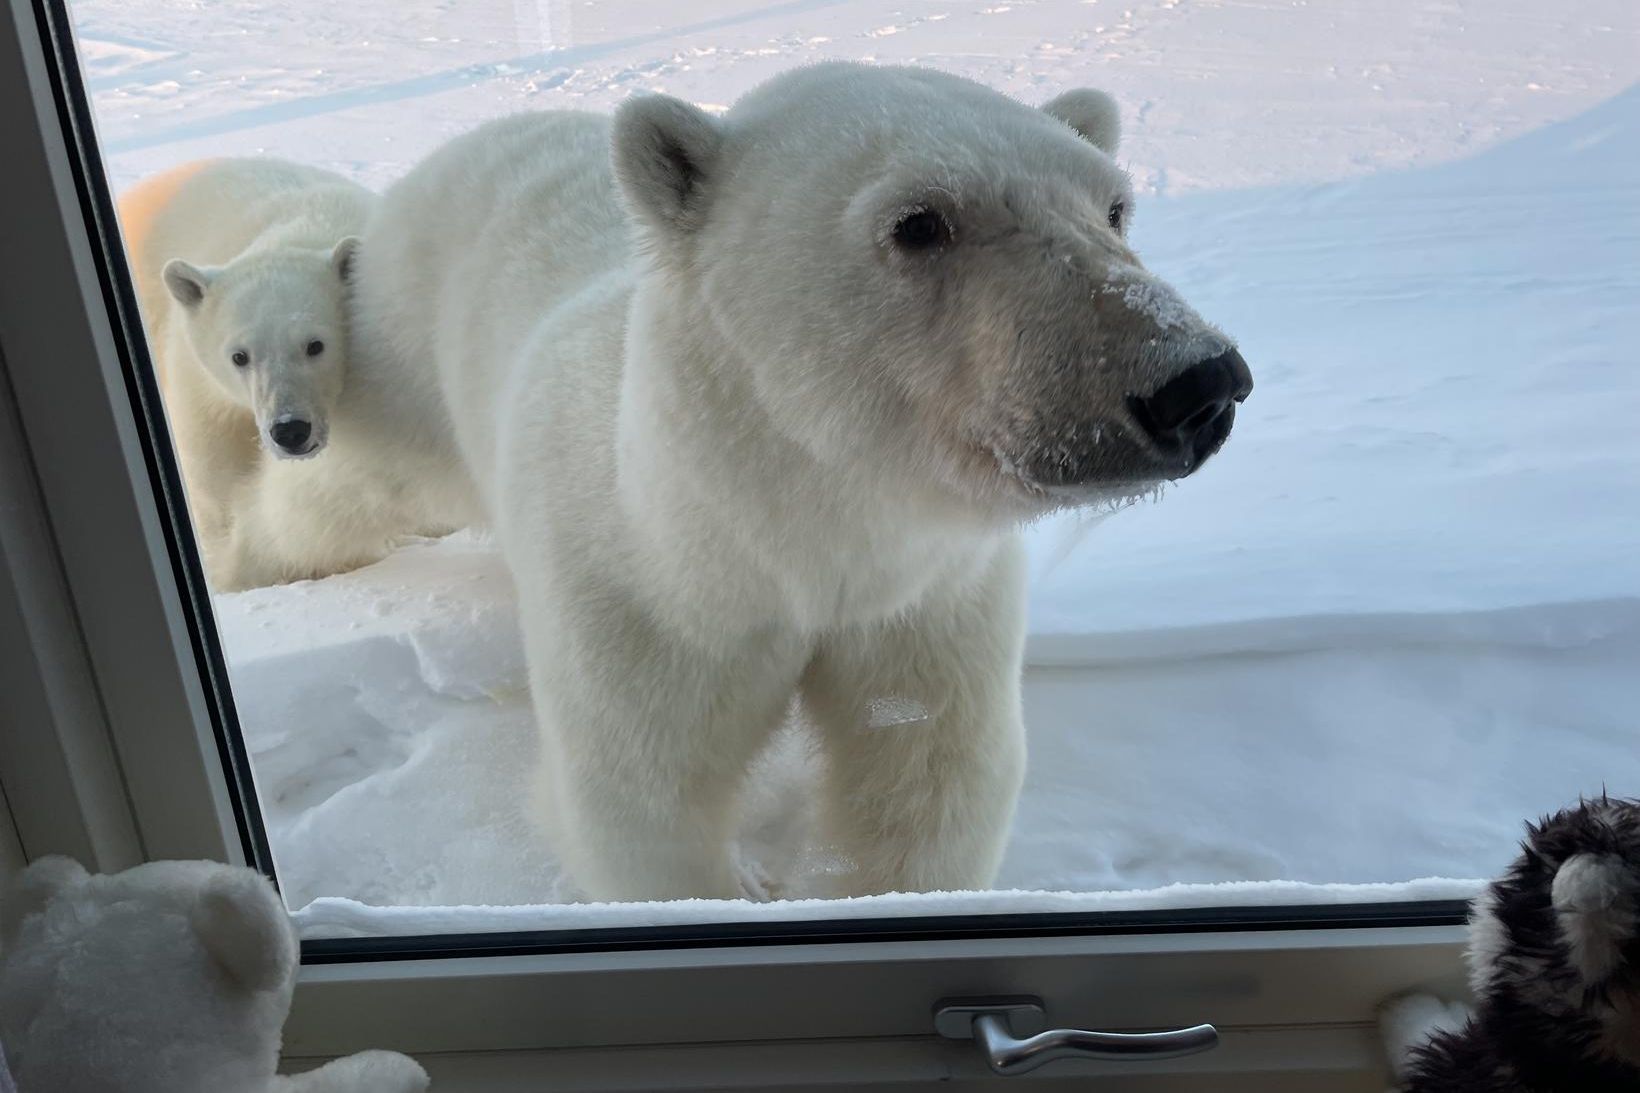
[934,997,1219,1076]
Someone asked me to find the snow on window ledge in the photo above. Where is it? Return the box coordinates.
[291,876,1483,940]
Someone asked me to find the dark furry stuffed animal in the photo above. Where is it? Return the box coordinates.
[1381,796,1640,1091]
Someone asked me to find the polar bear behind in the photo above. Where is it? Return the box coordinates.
[121,158,366,587]
[122,159,468,590]
[353,63,1252,901]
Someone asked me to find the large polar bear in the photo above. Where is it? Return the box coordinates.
[122,159,470,590]
[354,63,1252,901]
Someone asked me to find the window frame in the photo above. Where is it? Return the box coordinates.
[284,926,1465,1084]
[0,0,267,873]
[0,0,1469,1081]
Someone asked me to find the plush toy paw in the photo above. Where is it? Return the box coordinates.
[1377,991,1470,1085]
[274,1050,430,1092]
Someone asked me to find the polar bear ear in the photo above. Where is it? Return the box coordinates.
[612,94,724,239]
[1042,89,1121,156]
[330,236,361,283]
[162,258,217,309]
[190,868,298,994]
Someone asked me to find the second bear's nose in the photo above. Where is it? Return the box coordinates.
[270,418,313,454]
[1126,349,1253,470]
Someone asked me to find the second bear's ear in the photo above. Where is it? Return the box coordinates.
[191,869,298,994]
[162,258,217,309]
[330,236,361,283]
[612,94,724,239]
[1042,89,1121,157]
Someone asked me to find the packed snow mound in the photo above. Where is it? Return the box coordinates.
[223,531,524,699]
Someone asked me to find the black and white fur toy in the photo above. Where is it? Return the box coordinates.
[1382,795,1640,1091]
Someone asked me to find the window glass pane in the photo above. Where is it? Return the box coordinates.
[68,0,1640,940]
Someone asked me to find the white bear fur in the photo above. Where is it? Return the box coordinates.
[350,63,1234,900]
[121,159,469,591]
[0,856,427,1093]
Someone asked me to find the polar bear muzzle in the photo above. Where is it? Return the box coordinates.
[991,339,1253,505]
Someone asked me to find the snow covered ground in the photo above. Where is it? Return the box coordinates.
[69,0,1640,934]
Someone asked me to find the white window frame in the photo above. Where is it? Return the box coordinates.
[0,0,1466,1085]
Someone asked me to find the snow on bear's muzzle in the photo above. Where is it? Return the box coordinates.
[1008,345,1251,495]
[1096,269,1253,483]
[994,262,1253,502]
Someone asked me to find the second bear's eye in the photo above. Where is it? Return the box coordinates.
[892,208,952,251]
[231,350,249,367]
[305,340,325,357]
[1107,201,1126,232]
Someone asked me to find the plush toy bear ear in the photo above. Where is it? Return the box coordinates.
[1,855,88,949]
[612,94,724,240]
[190,869,298,994]
[1552,852,1638,987]
[330,236,361,283]
[1042,89,1121,157]
[162,258,218,309]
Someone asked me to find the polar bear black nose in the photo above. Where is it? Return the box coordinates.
[270,418,313,453]
[1126,349,1253,470]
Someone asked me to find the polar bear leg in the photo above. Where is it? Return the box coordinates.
[527,595,811,902]
[540,687,792,902]
[801,544,1028,896]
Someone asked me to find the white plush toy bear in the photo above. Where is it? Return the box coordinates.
[0,856,428,1093]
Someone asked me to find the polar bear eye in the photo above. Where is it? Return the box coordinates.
[305,339,325,357]
[231,350,249,368]
[1107,200,1126,232]
[891,208,952,251]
